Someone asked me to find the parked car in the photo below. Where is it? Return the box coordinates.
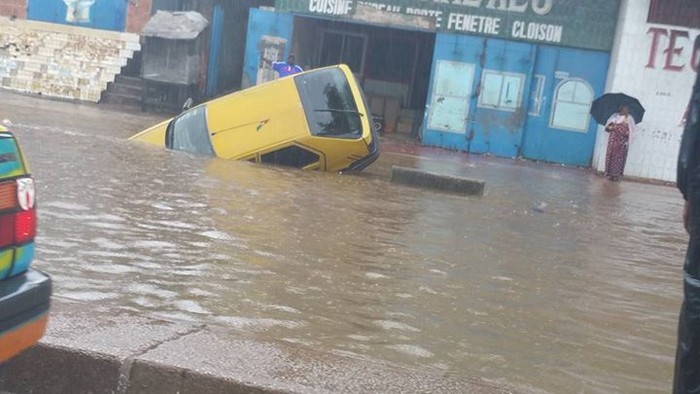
[0,128,51,363]
[130,65,379,173]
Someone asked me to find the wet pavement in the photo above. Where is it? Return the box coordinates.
[2,91,687,393]
[4,300,512,394]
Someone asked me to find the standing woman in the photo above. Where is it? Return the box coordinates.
[604,104,636,181]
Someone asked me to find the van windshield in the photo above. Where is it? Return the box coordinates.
[166,106,215,156]
[295,68,364,139]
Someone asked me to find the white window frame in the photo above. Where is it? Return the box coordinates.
[477,69,526,112]
[528,74,546,116]
[549,78,595,133]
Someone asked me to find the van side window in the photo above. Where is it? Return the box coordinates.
[260,146,320,168]
[166,106,215,156]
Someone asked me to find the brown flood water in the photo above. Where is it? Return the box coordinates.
[4,92,686,393]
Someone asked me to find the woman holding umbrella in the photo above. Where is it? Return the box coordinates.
[590,93,645,181]
[604,104,636,181]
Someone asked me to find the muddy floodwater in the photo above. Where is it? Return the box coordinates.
[5,92,686,393]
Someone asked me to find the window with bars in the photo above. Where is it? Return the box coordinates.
[648,0,700,29]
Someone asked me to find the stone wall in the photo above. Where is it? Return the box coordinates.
[593,0,699,182]
[0,17,140,102]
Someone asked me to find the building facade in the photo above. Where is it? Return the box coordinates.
[0,0,274,103]
[243,0,621,167]
[0,0,695,181]
[0,0,154,33]
[593,0,700,182]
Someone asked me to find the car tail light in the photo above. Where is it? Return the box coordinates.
[0,178,36,250]
[15,209,36,243]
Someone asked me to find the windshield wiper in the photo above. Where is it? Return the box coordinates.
[313,109,365,117]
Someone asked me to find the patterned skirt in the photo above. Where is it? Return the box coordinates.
[605,123,630,179]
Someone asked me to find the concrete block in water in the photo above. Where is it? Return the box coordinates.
[390,166,485,196]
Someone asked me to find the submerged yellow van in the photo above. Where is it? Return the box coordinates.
[130,65,379,172]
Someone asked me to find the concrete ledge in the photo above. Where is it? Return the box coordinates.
[128,359,280,394]
[0,300,515,394]
[390,166,486,196]
[4,344,123,394]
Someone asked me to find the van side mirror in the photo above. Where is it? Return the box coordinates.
[182,97,194,112]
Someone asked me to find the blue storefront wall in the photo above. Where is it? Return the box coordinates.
[521,46,610,166]
[242,3,616,167]
[206,4,224,98]
[423,33,535,159]
[241,8,293,89]
[422,32,610,166]
[28,0,127,32]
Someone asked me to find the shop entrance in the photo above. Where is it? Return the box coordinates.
[242,8,435,138]
[295,17,436,137]
[246,10,435,138]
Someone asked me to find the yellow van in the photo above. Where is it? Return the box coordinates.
[130,65,379,172]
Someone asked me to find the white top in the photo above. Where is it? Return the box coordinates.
[606,113,636,133]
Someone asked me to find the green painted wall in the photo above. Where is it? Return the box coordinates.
[275,0,621,51]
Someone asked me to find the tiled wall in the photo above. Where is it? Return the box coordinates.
[0,17,140,102]
[593,0,699,182]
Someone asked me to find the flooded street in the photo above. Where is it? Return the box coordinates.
[5,92,686,393]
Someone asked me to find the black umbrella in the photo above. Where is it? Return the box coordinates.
[590,93,645,125]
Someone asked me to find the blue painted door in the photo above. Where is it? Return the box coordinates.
[521,47,611,166]
[422,33,483,152]
[422,33,534,158]
[28,0,127,32]
[241,8,293,89]
[206,4,224,98]
[469,39,535,158]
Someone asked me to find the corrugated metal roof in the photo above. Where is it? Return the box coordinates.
[142,11,209,40]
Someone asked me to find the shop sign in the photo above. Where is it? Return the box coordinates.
[275,0,621,51]
[646,27,700,73]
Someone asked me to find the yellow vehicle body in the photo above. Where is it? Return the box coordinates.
[130,65,379,172]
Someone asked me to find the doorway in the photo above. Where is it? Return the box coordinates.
[319,30,367,78]
[290,17,435,137]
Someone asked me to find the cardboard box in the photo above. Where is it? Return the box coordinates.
[400,108,417,120]
[396,122,413,134]
[384,98,401,133]
[369,96,385,116]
